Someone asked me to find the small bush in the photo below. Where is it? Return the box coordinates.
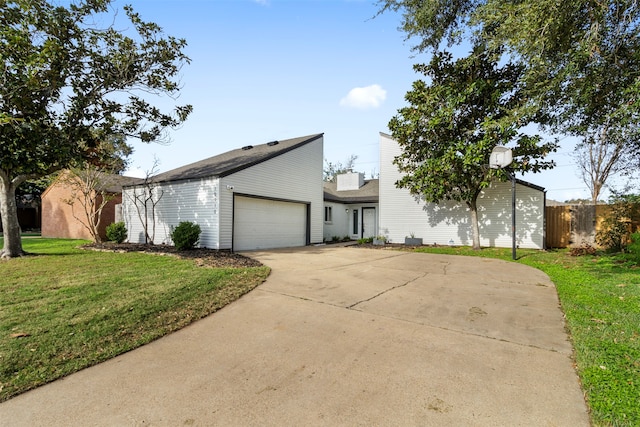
[596,194,640,252]
[627,232,640,257]
[171,222,201,250]
[105,222,127,243]
[596,217,629,252]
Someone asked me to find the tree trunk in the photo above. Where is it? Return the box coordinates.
[591,180,602,205]
[0,174,25,258]
[469,199,481,250]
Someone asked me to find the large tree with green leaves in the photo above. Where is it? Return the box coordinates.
[389,46,556,249]
[479,0,640,196]
[377,0,640,166]
[0,0,192,258]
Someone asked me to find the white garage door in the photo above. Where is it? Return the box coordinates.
[233,196,307,251]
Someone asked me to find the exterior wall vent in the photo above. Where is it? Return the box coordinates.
[267,141,279,146]
[241,145,253,150]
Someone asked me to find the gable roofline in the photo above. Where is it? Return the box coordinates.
[125,133,324,186]
[515,178,545,193]
[381,132,546,194]
[98,173,141,193]
[42,169,139,198]
[323,179,379,204]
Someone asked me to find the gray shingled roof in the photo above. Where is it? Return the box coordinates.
[322,177,540,204]
[100,174,140,193]
[128,133,323,186]
[323,179,379,203]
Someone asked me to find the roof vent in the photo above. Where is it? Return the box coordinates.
[267,140,279,146]
[241,145,253,150]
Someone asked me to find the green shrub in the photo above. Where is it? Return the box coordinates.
[627,232,640,257]
[596,194,640,252]
[171,221,201,250]
[105,222,127,243]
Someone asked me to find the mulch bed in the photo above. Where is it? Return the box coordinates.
[350,242,427,250]
[81,241,432,267]
[81,242,263,268]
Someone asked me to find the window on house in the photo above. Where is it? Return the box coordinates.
[353,209,359,235]
[324,206,332,222]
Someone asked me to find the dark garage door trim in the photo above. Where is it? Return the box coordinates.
[232,193,310,251]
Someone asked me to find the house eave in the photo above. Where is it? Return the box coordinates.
[515,178,545,193]
[123,133,324,189]
[324,194,379,204]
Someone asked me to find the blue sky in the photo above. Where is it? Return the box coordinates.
[114,0,597,202]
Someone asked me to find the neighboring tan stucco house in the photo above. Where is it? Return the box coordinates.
[379,132,546,249]
[41,170,137,241]
[122,134,324,251]
[323,172,379,241]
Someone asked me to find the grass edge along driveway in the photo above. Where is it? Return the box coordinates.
[414,245,640,427]
[0,238,270,402]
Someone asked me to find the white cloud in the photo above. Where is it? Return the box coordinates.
[253,0,269,5]
[339,84,387,109]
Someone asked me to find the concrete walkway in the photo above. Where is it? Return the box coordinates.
[0,246,589,426]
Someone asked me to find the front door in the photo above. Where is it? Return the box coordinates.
[362,207,376,238]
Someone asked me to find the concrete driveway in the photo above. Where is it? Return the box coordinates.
[0,245,589,426]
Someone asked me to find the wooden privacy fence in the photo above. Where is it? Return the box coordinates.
[545,204,640,248]
[546,206,571,248]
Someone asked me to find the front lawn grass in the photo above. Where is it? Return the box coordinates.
[0,238,270,402]
[415,245,640,427]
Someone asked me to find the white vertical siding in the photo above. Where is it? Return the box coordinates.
[477,181,545,249]
[379,133,545,249]
[122,178,221,248]
[323,202,348,241]
[218,137,324,249]
[379,133,433,244]
[322,202,379,241]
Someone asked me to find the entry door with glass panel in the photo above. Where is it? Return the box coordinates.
[362,207,376,238]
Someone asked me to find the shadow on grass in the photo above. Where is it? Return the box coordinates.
[588,252,640,273]
[0,238,91,257]
[513,248,564,261]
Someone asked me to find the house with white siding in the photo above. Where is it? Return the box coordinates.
[379,132,546,249]
[323,172,378,241]
[121,134,324,251]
